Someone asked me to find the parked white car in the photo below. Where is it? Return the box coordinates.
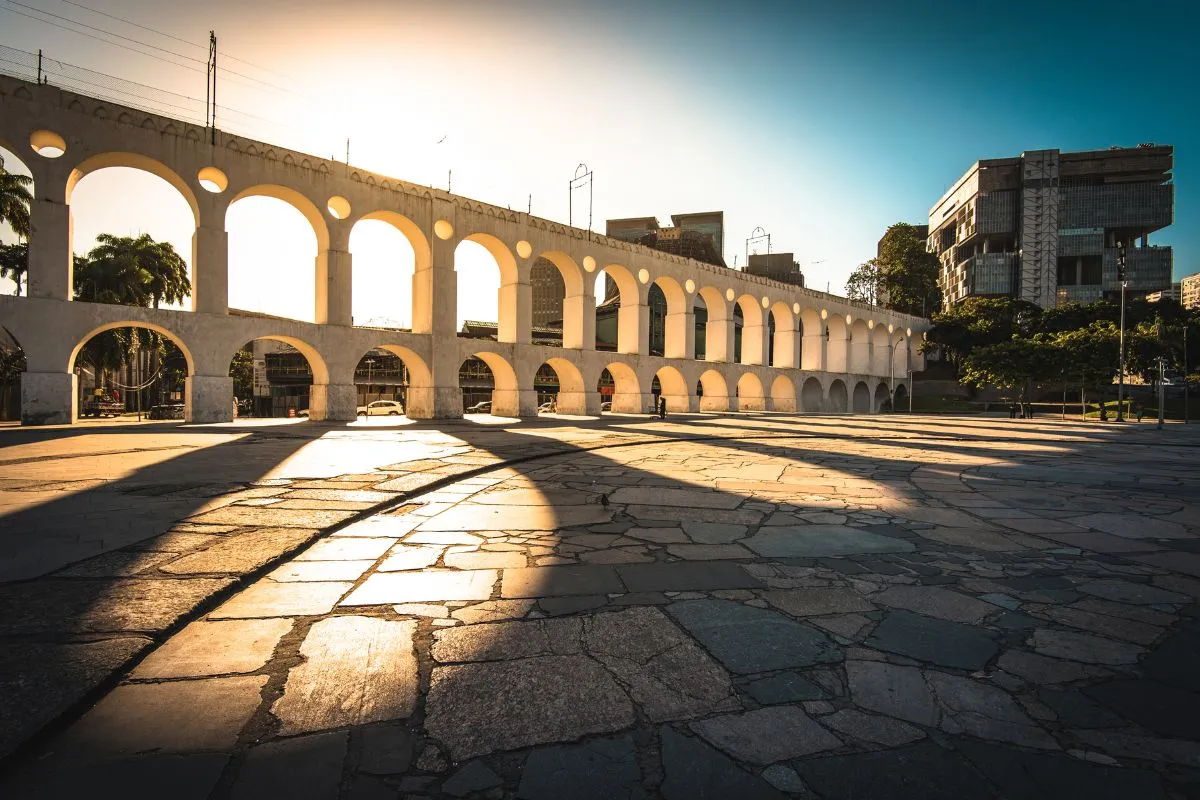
[357,400,404,416]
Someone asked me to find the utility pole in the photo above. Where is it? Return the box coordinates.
[1116,241,1128,421]
[36,49,42,83]
[205,32,217,145]
[1185,321,1190,424]
[1157,356,1165,430]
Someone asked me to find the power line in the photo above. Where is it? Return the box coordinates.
[57,0,300,81]
[3,0,305,95]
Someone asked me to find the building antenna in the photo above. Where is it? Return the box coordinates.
[448,169,452,193]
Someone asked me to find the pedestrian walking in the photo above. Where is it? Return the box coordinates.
[658,396,667,419]
[1008,402,1017,420]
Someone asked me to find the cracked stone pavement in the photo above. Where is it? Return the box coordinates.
[2,413,1199,798]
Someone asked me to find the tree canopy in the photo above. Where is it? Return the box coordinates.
[0,155,33,242]
[847,223,942,316]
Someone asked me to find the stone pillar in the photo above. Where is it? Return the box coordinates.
[741,322,768,366]
[562,292,594,350]
[310,384,358,421]
[491,388,537,418]
[664,309,695,359]
[186,375,234,423]
[612,390,653,414]
[850,338,870,375]
[191,225,229,315]
[554,390,600,416]
[497,280,531,344]
[617,303,647,355]
[807,330,825,372]
[316,249,353,326]
[21,371,75,425]
[413,231,466,418]
[773,327,798,369]
[26,196,72,301]
[706,313,733,363]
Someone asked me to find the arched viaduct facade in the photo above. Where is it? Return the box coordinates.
[0,75,928,425]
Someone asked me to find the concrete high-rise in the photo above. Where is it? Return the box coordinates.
[1182,273,1200,311]
[745,253,805,287]
[928,145,1174,308]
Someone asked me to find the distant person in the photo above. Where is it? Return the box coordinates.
[1008,402,1017,420]
[658,396,667,419]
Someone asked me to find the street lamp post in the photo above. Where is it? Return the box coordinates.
[1116,242,1128,422]
[1157,356,1166,430]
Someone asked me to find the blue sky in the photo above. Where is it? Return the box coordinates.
[0,0,1195,321]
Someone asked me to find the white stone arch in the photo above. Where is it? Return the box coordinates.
[350,210,431,330]
[736,371,766,411]
[799,308,824,371]
[654,364,691,413]
[695,285,731,363]
[733,294,766,365]
[227,183,328,250]
[600,360,643,413]
[850,318,871,375]
[828,378,849,413]
[463,348,520,417]
[852,380,872,414]
[651,275,690,359]
[456,232,520,343]
[697,368,730,412]
[801,376,823,412]
[875,380,892,412]
[768,300,797,368]
[534,250,587,350]
[537,355,588,414]
[770,374,796,412]
[826,314,849,373]
[65,151,200,227]
[595,263,645,355]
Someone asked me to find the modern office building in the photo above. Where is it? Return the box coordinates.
[1145,284,1181,304]
[745,252,805,287]
[928,145,1174,308]
[605,212,726,268]
[1182,272,1200,310]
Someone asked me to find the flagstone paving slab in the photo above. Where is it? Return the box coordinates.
[4,414,1200,797]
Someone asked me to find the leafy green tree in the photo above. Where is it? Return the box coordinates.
[0,242,28,297]
[960,334,1062,410]
[875,223,942,316]
[846,258,881,306]
[926,296,1042,369]
[77,233,190,308]
[0,154,32,241]
[1053,323,1120,413]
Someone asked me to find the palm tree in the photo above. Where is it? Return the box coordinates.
[79,233,190,308]
[0,242,27,296]
[0,155,32,240]
[0,155,33,297]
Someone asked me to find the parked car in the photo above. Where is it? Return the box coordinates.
[538,401,554,413]
[147,403,185,420]
[466,401,492,414]
[357,400,404,416]
[600,401,612,412]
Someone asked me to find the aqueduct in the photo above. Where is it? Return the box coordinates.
[0,74,928,424]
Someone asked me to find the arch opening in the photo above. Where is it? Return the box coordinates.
[350,347,425,422]
[455,234,517,341]
[769,301,796,368]
[0,146,33,297]
[654,365,691,413]
[736,372,766,411]
[892,383,909,413]
[0,326,25,421]
[850,319,871,375]
[852,380,872,414]
[801,376,823,413]
[650,276,688,358]
[695,286,730,362]
[67,323,192,423]
[594,265,641,354]
[697,369,729,412]
[826,316,849,373]
[734,295,765,365]
[828,378,849,413]
[227,190,322,322]
[68,165,195,310]
[459,350,519,417]
[230,336,325,419]
[532,251,586,349]
[534,357,588,415]
[875,380,892,413]
[800,308,824,371]
[770,374,797,412]
[597,361,642,413]
[871,326,890,376]
[350,213,420,330]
